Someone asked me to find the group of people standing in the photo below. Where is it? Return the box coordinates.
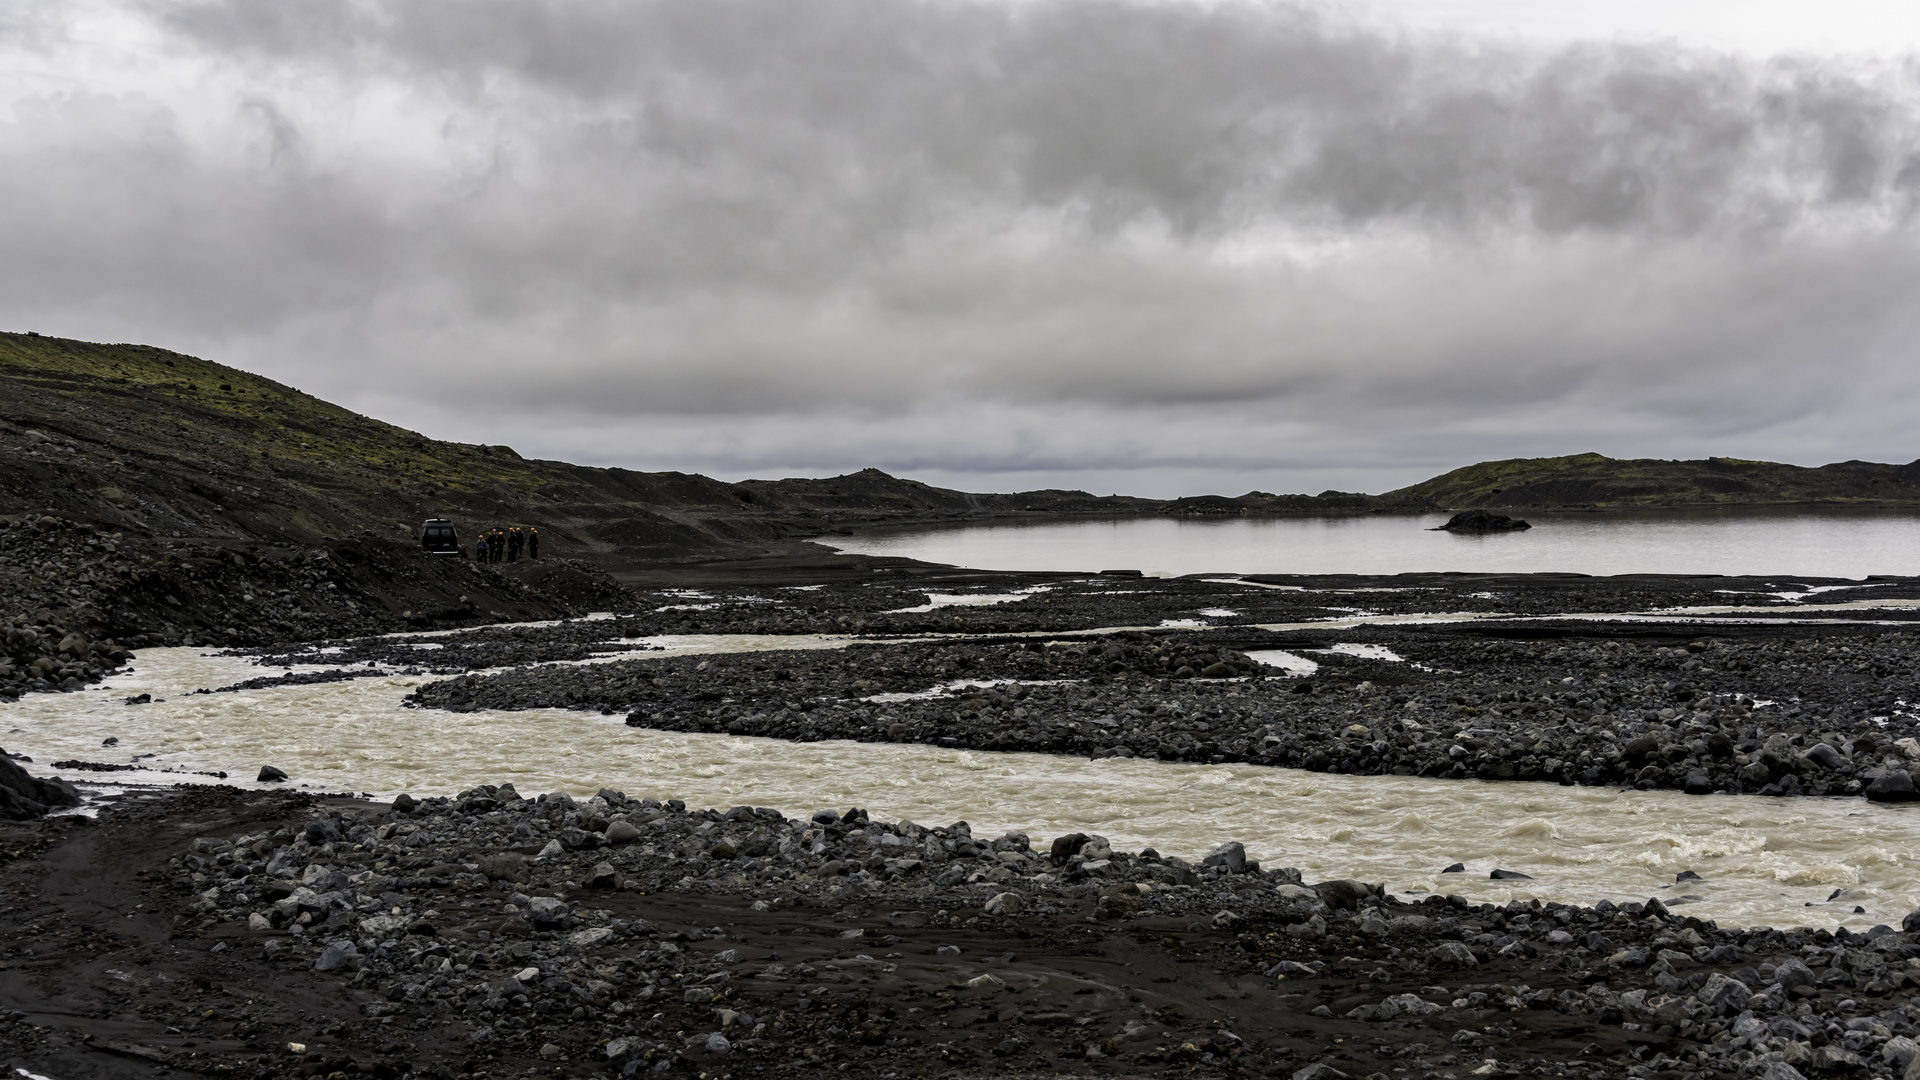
[475,525,538,563]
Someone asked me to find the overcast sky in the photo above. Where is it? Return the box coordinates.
[4,0,1920,497]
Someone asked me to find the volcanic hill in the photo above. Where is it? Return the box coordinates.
[0,332,1163,570]
[1386,452,1920,511]
[5,332,1919,655]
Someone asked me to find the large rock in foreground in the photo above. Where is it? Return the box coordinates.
[0,751,82,820]
[1866,769,1920,803]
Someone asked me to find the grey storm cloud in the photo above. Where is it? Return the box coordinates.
[3,0,1919,492]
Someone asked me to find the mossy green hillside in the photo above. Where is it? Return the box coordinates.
[1390,453,1920,509]
[0,332,564,500]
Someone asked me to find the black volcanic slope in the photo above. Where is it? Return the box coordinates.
[0,332,1169,569]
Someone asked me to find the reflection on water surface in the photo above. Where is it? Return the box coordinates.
[823,511,1920,578]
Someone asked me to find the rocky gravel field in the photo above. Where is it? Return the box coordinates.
[375,594,1920,801]
[11,571,1920,1078]
[11,783,1920,1080]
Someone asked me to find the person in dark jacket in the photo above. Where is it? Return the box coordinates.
[529,527,539,560]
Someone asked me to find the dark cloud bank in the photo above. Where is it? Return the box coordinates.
[3,0,1918,495]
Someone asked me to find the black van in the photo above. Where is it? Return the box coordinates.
[420,518,461,556]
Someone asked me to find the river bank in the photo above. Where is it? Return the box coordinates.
[5,783,1918,1080]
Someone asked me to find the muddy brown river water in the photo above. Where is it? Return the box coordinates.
[6,636,1920,933]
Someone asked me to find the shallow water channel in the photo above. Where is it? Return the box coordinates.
[7,637,1920,932]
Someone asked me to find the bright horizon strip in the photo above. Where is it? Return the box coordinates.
[1340,0,1920,56]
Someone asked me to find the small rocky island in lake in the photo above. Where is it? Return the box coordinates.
[1436,508,1532,532]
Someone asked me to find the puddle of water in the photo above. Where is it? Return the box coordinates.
[863,678,1082,704]
[13,643,1920,930]
[886,588,1051,614]
[1203,578,1305,592]
[1244,649,1319,676]
[1650,599,1920,616]
[1324,643,1408,662]
[380,612,617,641]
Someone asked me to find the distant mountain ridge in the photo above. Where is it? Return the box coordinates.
[3,334,1916,574]
[1384,452,1920,511]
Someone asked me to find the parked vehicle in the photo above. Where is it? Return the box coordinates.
[419,518,461,556]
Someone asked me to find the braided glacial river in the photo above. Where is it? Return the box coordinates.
[7,633,1920,932]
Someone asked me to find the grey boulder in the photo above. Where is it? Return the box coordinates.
[1867,770,1920,803]
[0,752,81,820]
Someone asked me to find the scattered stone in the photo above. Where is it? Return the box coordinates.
[569,927,615,950]
[1050,832,1089,864]
[1312,879,1372,910]
[984,892,1024,916]
[1773,957,1817,989]
[0,751,81,820]
[1202,841,1248,874]
[1867,770,1920,802]
[312,940,357,972]
[16,774,1920,1080]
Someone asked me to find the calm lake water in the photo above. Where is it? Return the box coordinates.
[822,511,1920,579]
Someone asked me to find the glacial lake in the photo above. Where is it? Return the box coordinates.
[821,510,1920,579]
